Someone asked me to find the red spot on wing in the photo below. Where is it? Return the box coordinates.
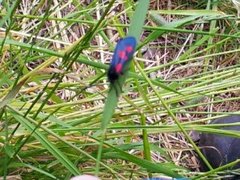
[115,63,123,73]
[125,46,133,53]
[118,50,128,60]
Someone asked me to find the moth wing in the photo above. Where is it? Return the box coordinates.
[109,36,137,73]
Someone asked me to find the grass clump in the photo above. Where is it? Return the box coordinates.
[0,0,240,179]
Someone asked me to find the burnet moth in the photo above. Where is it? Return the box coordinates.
[107,36,137,90]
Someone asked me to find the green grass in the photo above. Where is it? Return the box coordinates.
[0,0,240,179]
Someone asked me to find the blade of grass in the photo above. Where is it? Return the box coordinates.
[94,136,183,178]
[134,60,213,170]
[8,108,81,175]
[96,0,150,175]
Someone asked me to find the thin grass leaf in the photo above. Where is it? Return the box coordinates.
[9,108,81,175]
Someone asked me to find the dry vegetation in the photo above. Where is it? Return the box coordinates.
[0,0,240,179]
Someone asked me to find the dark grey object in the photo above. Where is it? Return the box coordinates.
[199,115,240,171]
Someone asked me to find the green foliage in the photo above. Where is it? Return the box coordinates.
[0,0,240,179]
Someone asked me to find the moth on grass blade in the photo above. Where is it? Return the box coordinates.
[107,36,137,96]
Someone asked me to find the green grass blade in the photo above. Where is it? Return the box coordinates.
[8,108,81,176]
